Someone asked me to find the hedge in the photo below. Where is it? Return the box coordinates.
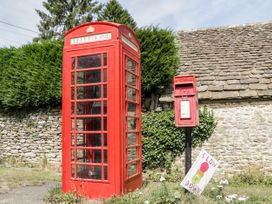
[0,24,179,110]
[136,26,179,96]
[142,107,217,169]
[0,40,63,109]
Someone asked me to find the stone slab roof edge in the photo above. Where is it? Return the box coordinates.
[177,21,272,33]
[174,21,272,100]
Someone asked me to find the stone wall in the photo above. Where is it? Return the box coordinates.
[0,109,62,164]
[176,100,272,177]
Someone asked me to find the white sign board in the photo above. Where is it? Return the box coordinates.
[180,100,190,119]
[70,33,112,45]
[181,150,219,195]
[121,35,138,52]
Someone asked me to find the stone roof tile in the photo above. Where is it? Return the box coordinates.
[177,22,272,100]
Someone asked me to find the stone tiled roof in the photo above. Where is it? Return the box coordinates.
[176,22,272,100]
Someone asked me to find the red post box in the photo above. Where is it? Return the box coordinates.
[174,75,199,127]
[62,22,142,199]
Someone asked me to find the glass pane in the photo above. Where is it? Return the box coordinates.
[76,118,101,131]
[128,102,136,117]
[71,87,75,100]
[71,134,75,146]
[76,149,88,163]
[128,162,137,177]
[103,69,107,82]
[76,133,101,147]
[77,54,101,69]
[128,148,137,161]
[104,117,107,130]
[103,85,107,98]
[128,117,136,130]
[77,70,101,84]
[127,58,136,73]
[71,165,75,177]
[104,150,108,163]
[77,149,101,163]
[104,133,107,146]
[72,72,75,85]
[77,165,102,180]
[103,53,107,66]
[128,72,136,87]
[71,102,75,115]
[93,150,102,163]
[77,101,101,115]
[71,119,75,130]
[72,57,75,70]
[71,149,75,161]
[128,133,137,146]
[127,87,136,101]
[104,166,108,180]
[103,101,107,114]
[77,86,101,99]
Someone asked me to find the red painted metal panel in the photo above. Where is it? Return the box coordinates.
[173,75,199,127]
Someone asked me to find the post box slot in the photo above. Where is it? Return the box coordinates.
[175,83,193,89]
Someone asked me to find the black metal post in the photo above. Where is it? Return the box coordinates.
[185,128,192,175]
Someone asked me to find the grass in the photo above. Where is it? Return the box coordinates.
[224,185,272,203]
[1,166,272,203]
[0,166,61,193]
[43,186,81,204]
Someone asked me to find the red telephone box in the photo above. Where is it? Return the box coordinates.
[62,22,142,198]
[174,75,199,127]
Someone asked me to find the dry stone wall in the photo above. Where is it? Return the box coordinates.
[0,109,62,164]
[177,101,272,177]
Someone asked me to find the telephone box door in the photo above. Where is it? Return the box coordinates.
[62,46,116,197]
[122,49,142,192]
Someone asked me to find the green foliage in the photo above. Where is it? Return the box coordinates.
[136,26,179,96]
[142,106,216,169]
[149,182,182,204]
[0,40,63,110]
[36,0,102,40]
[230,167,272,186]
[104,190,145,204]
[98,0,137,30]
[43,186,81,203]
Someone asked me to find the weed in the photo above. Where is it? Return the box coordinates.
[43,186,81,203]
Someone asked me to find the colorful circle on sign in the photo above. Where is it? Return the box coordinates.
[196,169,204,177]
[200,162,209,172]
[192,174,202,184]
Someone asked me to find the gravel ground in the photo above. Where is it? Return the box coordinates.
[0,183,54,204]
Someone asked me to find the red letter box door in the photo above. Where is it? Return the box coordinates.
[63,46,115,197]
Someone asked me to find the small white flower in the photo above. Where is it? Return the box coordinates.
[217,185,223,188]
[144,200,150,204]
[238,195,249,202]
[160,176,166,182]
[139,191,143,195]
[228,194,238,199]
[225,197,233,203]
[216,195,222,199]
[219,179,229,185]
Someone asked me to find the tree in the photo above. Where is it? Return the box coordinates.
[136,26,179,109]
[98,0,137,30]
[36,0,102,40]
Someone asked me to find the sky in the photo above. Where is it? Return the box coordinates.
[0,0,272,47]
